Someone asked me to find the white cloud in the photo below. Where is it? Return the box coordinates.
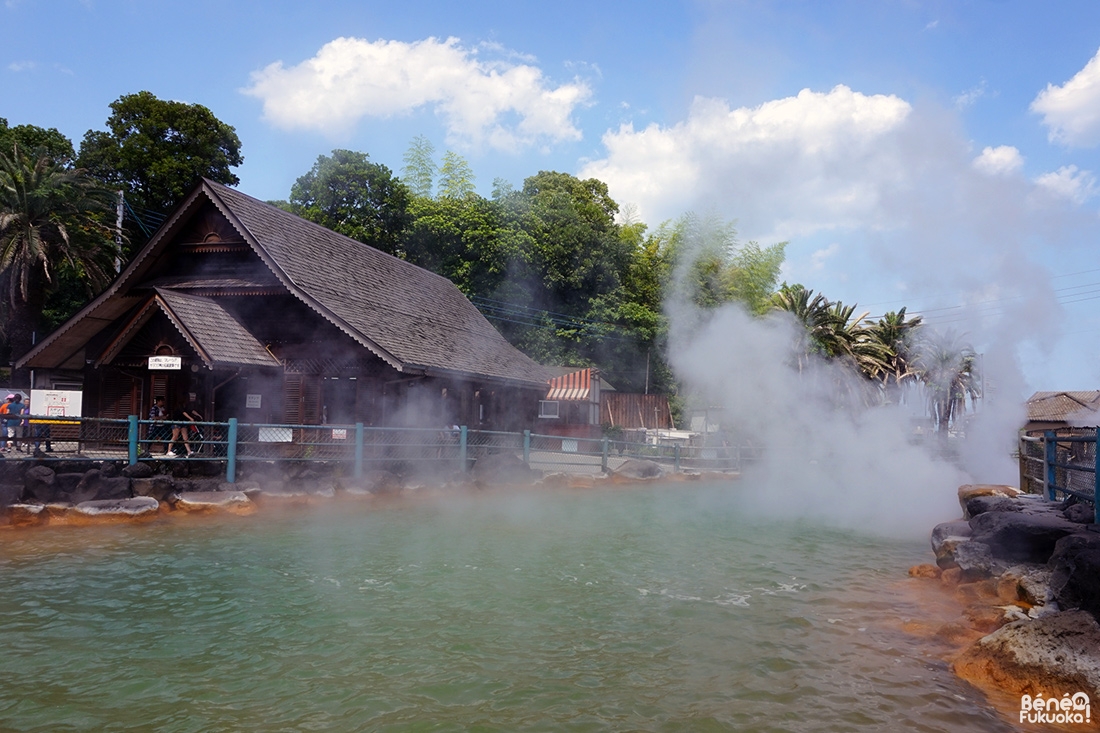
[6,60,35,72]
[973,145,1023,176]
[243,36,591,152]
[954,79,987,109]
[1035,164,1098,204]
[1031,47,1100,147]
[810,242,840,271]
[579,85,912,238]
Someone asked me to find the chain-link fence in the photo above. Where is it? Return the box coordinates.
[1019,430,1097,523]
[8,416,131,458]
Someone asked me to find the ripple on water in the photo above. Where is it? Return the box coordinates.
[0,483,1015,731]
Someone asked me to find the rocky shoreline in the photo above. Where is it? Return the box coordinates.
[0,453,723,529]
[911,484,1100,718]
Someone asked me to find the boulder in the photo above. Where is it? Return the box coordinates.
[0,482,22,507]
[471,452,541,486]
[964,495,1021,519]
[71,497,160,523]
[52,472,83,500]
[952,610,1100,700]
[968,510,1079,564]
[343,470,403,495]
[131,475,176,502]
[1064,503,1096,524]
[23,465,56,503]
[611,459,664,481]
[121,462,155,479]
[931,520,972,569]
[173,490,255,515]
[953,540,999,580]
[71,470,131,504]
[1049,533,1100,621]
[252,484,336,504]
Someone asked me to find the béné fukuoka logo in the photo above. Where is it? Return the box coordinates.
[1020,692,1091,725]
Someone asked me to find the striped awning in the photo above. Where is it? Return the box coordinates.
[546,368,595,401]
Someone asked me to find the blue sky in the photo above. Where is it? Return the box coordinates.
[6,0,1100,395]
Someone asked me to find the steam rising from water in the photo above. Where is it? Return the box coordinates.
[665,232,1025,539]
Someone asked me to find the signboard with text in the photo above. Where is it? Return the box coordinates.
[149,356,182,370]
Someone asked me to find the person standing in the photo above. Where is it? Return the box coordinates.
[0,394,14,451]
[148,396,168,455]
[168,401,198,457]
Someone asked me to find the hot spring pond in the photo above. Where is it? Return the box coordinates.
[0,481,1015,731]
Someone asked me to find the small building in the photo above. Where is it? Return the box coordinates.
[1023,391,1100,435]
[538,367,673,441]
[18,180,551,430]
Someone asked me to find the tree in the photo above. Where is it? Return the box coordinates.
[437,151,475,199]
[914,328,980,434]
[288,150,411,257]
[0,143,119,376]
[401,135,436,199]
[77,91,243,237]
[0,119,75,164]
[868,308,923,403]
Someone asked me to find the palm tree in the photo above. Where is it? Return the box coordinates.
[770,283,835,372]
[0,143,119,375]
[913,327,980,434]
[867,308,923,404]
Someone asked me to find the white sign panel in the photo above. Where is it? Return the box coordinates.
[331,428,347,440]
[29,390,83,418]
[148,356,182,370]
[246,394,262,409]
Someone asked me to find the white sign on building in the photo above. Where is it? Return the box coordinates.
[29,390,83,418]
[148,356,182,370]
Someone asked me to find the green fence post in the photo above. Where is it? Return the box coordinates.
[1044,431,1057,501]
[601,437,609,472]
[128,415,139,465]
[226,418,238,483]
[460,426,468,472]
[674,444,681,473]
[524,430,531,465]
[355,422,364,479]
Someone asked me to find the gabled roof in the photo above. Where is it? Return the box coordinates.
[1026,391,1100,424]
[546,368,599,401]
[20,180,551,388]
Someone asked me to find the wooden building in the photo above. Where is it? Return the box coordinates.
[19,180,551,430]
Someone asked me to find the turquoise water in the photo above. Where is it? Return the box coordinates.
[0,482,1012,732]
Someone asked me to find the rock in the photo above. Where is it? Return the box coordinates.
[1001,565,1056,608]
[952,610,1100,700]
[343,468,404,497]
[964,495,1021,519]
[173,491,255,515]
[968,510,1079,565]
[71,497,160,523]
[1064,503,1096,524]
[121,462,155,479]
[52,472,83,500]
[611,459,664,481]
[0,482,21,507]
[471,453,541,486]
[908,563,942,579]
[5,503,45,527]
[131,475,176,502]
[252,485,336,503]
[72,470,131,504]
[931,520,972,569]
[953,540,998,580]
[1049,533,1100,621]
[23,465,56,503]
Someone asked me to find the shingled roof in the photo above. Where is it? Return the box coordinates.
[19,180,552,388]
[1026,391,1100,425]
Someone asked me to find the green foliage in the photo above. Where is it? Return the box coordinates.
[0,119,75,164]
[438,151,475,199]
[0,142,119,366]
[76,90,243,221]
[288,149,411,257]
[401,135,436,199]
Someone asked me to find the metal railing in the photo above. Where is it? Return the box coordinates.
[1019,430,1099,523]
[6,415,748,485]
